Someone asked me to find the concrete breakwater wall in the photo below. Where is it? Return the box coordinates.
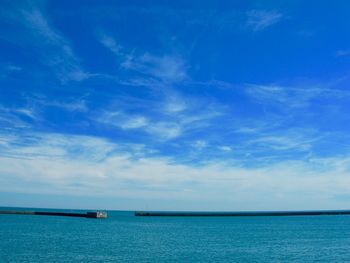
[0,210,107,219]
[135,210,350,217]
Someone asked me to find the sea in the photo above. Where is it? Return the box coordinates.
[1,208,350,262]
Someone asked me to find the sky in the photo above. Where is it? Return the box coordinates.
[1,0,350,211]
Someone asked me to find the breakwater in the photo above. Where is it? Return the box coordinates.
[135,210,350,217]
[0,210,107,219]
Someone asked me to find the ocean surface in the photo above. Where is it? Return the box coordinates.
[1,208,350,262]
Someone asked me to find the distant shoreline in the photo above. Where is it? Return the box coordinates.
[135,210,350,217]
[0,210,107,219]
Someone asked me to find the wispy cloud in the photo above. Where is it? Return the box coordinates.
[3,64,22,72]
[192,140,207,150]
[0,97,88,133]
[97,111,183,140]
[2,131,350,210]
[162,94,188,114]
[336,50,350,57]
[249,129,319,152]
[1,2,91,83]
[245,83,350,108]
[95,92,223,141]
[218,145,232,152]
[120,52,188,84]
[34,97,88,112]
[0,105,39,129]
[98,34,188,84]
[246,10,283,31]
[99,34,121,55]
[134,54,188,83]
[0,64,22,78]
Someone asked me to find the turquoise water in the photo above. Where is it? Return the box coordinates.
[1,208,350,262]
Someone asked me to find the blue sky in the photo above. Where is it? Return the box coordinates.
[1,0,350,210]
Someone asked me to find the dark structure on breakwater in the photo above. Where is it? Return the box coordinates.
[0,210,107,219]
[135,210,350,217]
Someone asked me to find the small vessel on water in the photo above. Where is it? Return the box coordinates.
[87,211,108,218]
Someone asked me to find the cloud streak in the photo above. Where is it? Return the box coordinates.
[96,108,216,141]
[99,34,188,84]
[2,132,350,210]
[1,2,91,83]
[336,50,350,57]
[246,10,283,31]
[245,83,350,108]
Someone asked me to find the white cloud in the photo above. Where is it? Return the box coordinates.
[5,65,22,72]
[162,93,188,114]
[99,34,121,55]
[37,98,88,112]
[2,132,350,210]
[0,64,22,79]
[98,34,188,83]
[97,111,183,140]
[22,8,90,83]
[22,8,61,44]
[120,116,149,129]
[1,3,91,83]
[236,127,261,134]
[246,10,283,31]
[141,54,188,83]
[13,108,36,119]
[96,100,222,141]
[94,90,223,141]
[336,50,350,57]
[192,140,207,150]
[251,134,314,151]
[0,106,39,129]
[66,70,96,82]
[147,122,182,140]
[218,146,232,152]
[246,83,350,108]
[0,98,88,131]
[98,111,147,129]
[238,128,323,158]
[120,53,188,83]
